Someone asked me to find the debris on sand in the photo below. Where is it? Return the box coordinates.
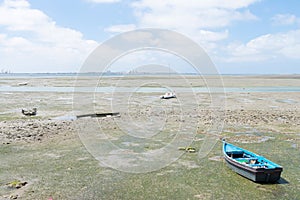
[18,82,28,86]
[0,119,74,143]
[178,147,196,153]
[7,180,27,189]
[21,108,37,116]
[76,112,120,119]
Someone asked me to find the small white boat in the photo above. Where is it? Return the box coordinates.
[160,92,176,99]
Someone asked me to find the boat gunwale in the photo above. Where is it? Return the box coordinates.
[222,142,283,173]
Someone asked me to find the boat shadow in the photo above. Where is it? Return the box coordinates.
[259,177,289,185]
[276,177,289,184]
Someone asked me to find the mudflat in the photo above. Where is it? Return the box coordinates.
[0,75,299,199]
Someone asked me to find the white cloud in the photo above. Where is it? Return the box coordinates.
[105,24,137,33]
[0,0,98,72]
[225,29,300,62]
[131,0,258,29]
[100,0,300,73]
[103,1,259,33]
[196,30,229,42]
[104,0,258,53]
[85,0,120,3]
[2,0,29,8]
[101,0,261,71]
[271,14,299,26]
[132,0,259,12]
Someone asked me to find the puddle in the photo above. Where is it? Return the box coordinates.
[121,142,141,147]
[275,99,297,104]
[228,127,275,143]
[291,144,297,149]
[238,98,254,103]
[1,92,13,95]
[43,153,61,159]
[156,169,175,176]
[56,97,72,101]
[232,134,274,143]
[209,156,223,162]
[0,111,14,115]
[52,115,77,121]
[103,97,113,101]
[194,193,213,199]
[177,160,199,169]
[77,157,90,161]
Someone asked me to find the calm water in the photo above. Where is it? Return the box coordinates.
[1,73,299,93]
[0,86,299,93]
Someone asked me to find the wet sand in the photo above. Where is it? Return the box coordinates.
[0,75,299,199]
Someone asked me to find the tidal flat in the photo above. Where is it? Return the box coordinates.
[0,75,299,199]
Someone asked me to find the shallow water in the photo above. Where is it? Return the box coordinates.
[275,99,297,104]
[0,86,299,93]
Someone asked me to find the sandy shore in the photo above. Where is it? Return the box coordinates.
[0,75,299,199]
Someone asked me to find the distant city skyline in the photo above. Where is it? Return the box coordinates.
[0,0,300,74]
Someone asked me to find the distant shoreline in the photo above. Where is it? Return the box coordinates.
[0,72,299,77]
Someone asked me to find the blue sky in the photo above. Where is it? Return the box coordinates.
[0,0,300,74]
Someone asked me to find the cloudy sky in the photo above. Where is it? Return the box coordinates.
[0,0,299,74]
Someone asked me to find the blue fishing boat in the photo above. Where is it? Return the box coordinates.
[223,141,283,183]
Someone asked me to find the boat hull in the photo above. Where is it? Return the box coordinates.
[223,142,283,183]
[224,156,282,182]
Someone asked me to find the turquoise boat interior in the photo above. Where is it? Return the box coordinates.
[223,142,281,169]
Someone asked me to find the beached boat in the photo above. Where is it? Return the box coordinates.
[160,92,176,99]
[21,108,37,116]
[223,141,283,183]
[18,82,28,86]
